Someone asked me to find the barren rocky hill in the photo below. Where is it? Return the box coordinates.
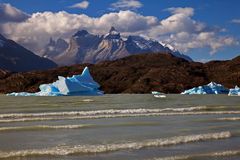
[0,53,239,94]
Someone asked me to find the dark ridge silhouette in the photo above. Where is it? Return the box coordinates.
[0,34,57,72]
[0,53,239,94]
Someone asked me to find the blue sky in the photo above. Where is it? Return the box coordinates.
[0,0,240,61]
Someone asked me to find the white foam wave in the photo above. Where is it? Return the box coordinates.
[217,117,240,121]
[0,125,92,131]
[0,106,208,118]
[82,99,94,102]
[153,149,240,160]
[1,111,240,123]
[0,131,231,158]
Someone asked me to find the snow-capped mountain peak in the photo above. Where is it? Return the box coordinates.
[44,27,193,65]
[109,26,119,35]
[104,26,121,39]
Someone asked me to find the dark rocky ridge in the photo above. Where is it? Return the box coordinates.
[0,34,57,72]
[0,53,239,94]
[0,69,10,79]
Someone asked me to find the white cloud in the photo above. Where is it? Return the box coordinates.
[0,5,238,56]
[231,19,240,24]
[0,3,29,23]
[165,7,194,16]
[158,7,204,34]
[110,0,143,10]
[162,31,238,54]
[143,7,238,54]
[69,1,89,9]
[1,10,157,53]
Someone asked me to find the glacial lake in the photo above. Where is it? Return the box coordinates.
[0,94,240,160]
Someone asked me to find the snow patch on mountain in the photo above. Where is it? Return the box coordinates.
[159,41,178,52]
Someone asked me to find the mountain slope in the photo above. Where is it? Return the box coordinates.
[0,34,57,72]
[1,53,239,94]
[41,38,68,59]
[45,27,192,65]
[0,69,9,79]
[204,56,240,87]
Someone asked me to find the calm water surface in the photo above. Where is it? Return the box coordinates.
[0,94,240,160]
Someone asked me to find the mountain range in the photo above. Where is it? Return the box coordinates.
[42,27,192,66]
[0,27,193,72]
[0,34,57,72]
[1,53,239,94]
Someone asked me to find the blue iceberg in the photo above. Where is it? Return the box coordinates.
[7,67,103,96]
[228,86,240,96]
[181,82,229,95]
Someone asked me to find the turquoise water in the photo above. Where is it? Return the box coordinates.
[0,94,240,160]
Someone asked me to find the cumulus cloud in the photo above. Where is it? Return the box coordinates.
[148,7,205,36]
[165,7,194,16]
[0,3,29,23]
[162,31,238,54]
[1,10,157,53]
[0,4,238,56]
[110,0,143,10]
[144,7,238,53]
[231,19,240,24]
[69,1,89,9]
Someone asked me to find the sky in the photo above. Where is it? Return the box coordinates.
[0,0,240,62]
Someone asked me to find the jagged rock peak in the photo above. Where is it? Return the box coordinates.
[56,38,68,45]
[74,30,89,37]
[105,26,121,39]
[109,26,119,34]
[48,37,55,46]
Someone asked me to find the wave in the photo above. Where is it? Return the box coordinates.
[1,111,240,123]
[217,117,240,121]
[153,149,240,160]
[0,124,93,132]
[0,106,208,118]
[0,131,231,159]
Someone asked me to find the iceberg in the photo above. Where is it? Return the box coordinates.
[151,91,166,98]
[228,86,240,96]
[181,82,229,95]
[7,67,103,96]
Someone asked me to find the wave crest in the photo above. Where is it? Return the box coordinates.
[0,131,231,158]
[0,106,208,118]
[1,111,240,123]
[0,124,92,131]
[153,149,240,160]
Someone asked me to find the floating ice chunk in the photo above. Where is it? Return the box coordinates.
[7,92,37,96]
[228,86,240,96]
[7,67,103,96]
[181,82,229,95]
